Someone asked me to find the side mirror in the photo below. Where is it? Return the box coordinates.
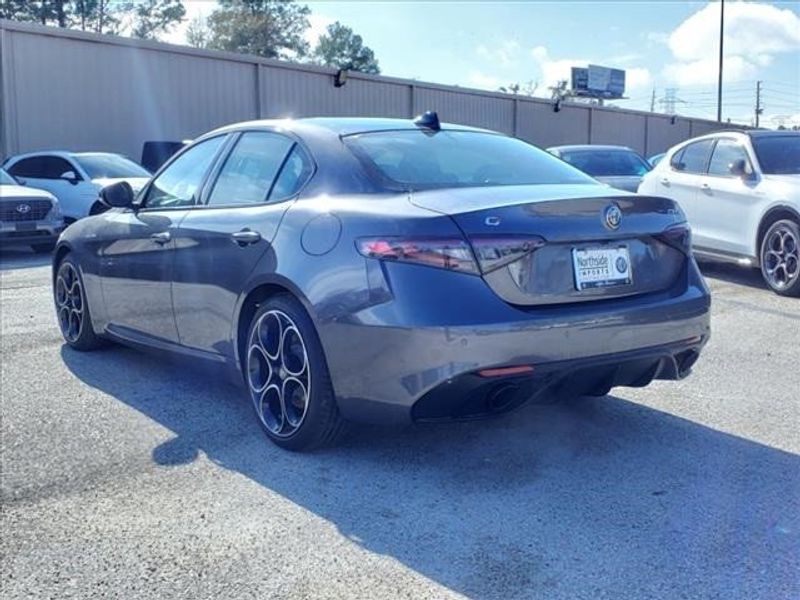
[60,170,79,185]
[100,181,135,209]
[728,159,749,178]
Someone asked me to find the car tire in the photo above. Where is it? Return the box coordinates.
[54,256,104,351]
[31,241,56,253]
[244,294,344,451]
[759,219,800,297]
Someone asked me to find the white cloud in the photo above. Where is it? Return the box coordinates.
[467,70,503,90]
[475,40,521,68]
[664,1,800,85]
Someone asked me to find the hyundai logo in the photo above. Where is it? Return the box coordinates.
[15,203,31,214]
[603,204,622,230]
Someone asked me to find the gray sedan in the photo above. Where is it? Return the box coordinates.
[53,114,710,451]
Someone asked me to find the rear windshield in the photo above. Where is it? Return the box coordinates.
[75,154,151,179]
[344,130,594,190]
[751,135,800,175]
[558,149,652,177]
[0,169,15,185]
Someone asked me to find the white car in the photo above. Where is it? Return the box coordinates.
[2,151,151,223]
[0,168,64,253]
[638,130,800,296]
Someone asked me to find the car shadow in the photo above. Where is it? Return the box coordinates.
[697,259,768,291]
[0,246,52,271]
[60,344,799,599]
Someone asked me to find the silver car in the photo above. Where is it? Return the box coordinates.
[0,168,64,253]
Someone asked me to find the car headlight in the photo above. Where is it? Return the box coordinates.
[50,202,62,218]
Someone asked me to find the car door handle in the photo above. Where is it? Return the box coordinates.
[151,231,171,245]
[231,229,262,246]
[659,177,670,186]
[700,183,711,193]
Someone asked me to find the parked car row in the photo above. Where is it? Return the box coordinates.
[0,141,190,253]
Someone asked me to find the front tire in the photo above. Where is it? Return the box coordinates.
[244,295,344,451]
[760,219,800,297]
[54,256,104,350]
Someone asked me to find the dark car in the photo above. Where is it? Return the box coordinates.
[53,114,710,451]
[548,144,653,192]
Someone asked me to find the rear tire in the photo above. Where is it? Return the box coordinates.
[759,219,800,297]
[244,294,344,451]
[54,256,104,350]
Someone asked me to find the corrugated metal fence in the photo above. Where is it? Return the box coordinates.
[0,19,731,162]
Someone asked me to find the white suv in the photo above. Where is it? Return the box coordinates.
[638,131,800,296]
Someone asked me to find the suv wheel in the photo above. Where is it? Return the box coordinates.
[760,219,800,297]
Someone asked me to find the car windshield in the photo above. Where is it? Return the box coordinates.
[0,168,16,185]
[558,149,652,177]
[74,154,151,179]
[344,130,594,190]
[751,135,800,175]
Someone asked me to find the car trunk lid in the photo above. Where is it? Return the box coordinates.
[409,184,689,306]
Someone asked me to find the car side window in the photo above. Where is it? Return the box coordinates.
[674,140,715,174]
[8,156,77,180]
[206,132,294,206]
[269,145,313,201]
[144,136,226,209]
[707,139,751,177]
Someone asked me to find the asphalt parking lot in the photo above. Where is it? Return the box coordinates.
[1,247,798,600]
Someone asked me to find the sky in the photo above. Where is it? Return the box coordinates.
[169,1,800,127]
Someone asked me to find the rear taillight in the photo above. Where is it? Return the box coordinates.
[470,236,545,274]
[357,235,547,276]
[356,237,479,274]
[657,223,692,254]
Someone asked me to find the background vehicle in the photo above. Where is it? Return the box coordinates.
[53,115,710,451]
[3,151,150,223]
[0,168,63,253]
[547,145,652,192]
[638,130,800,296]
[649,152,666,167]
[141,140,189,173]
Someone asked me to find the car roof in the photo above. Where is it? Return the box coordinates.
[6,150,124,161]
[207,116,495,138]
[548,144,638,153]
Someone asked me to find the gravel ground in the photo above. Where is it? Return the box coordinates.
[1,247,798,600]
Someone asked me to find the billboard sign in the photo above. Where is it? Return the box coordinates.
[571,65,626,99]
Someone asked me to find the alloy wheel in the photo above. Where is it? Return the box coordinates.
[247,310,311,437]
[55,263,84,343]
[763,225,799,290]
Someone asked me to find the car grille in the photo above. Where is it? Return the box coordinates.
[0,199,53,222]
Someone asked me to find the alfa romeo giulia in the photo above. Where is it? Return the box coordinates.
[53,114,711,450]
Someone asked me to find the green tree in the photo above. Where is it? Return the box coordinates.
[185,15,211,48]
[0,1,184,38]
[312,21,379,74]
[207,0,311,60]
[128,0,186,40]
[0,1,40,22]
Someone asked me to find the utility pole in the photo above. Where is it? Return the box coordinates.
[717,0,725,122]
[755,80,763,128]
[650,88,656,112]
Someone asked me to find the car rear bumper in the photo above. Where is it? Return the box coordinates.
[321,259,711,425]
[0,220,64,245]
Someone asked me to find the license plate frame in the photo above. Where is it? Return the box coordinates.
[572,245,632,291]
[14,222,36,232]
